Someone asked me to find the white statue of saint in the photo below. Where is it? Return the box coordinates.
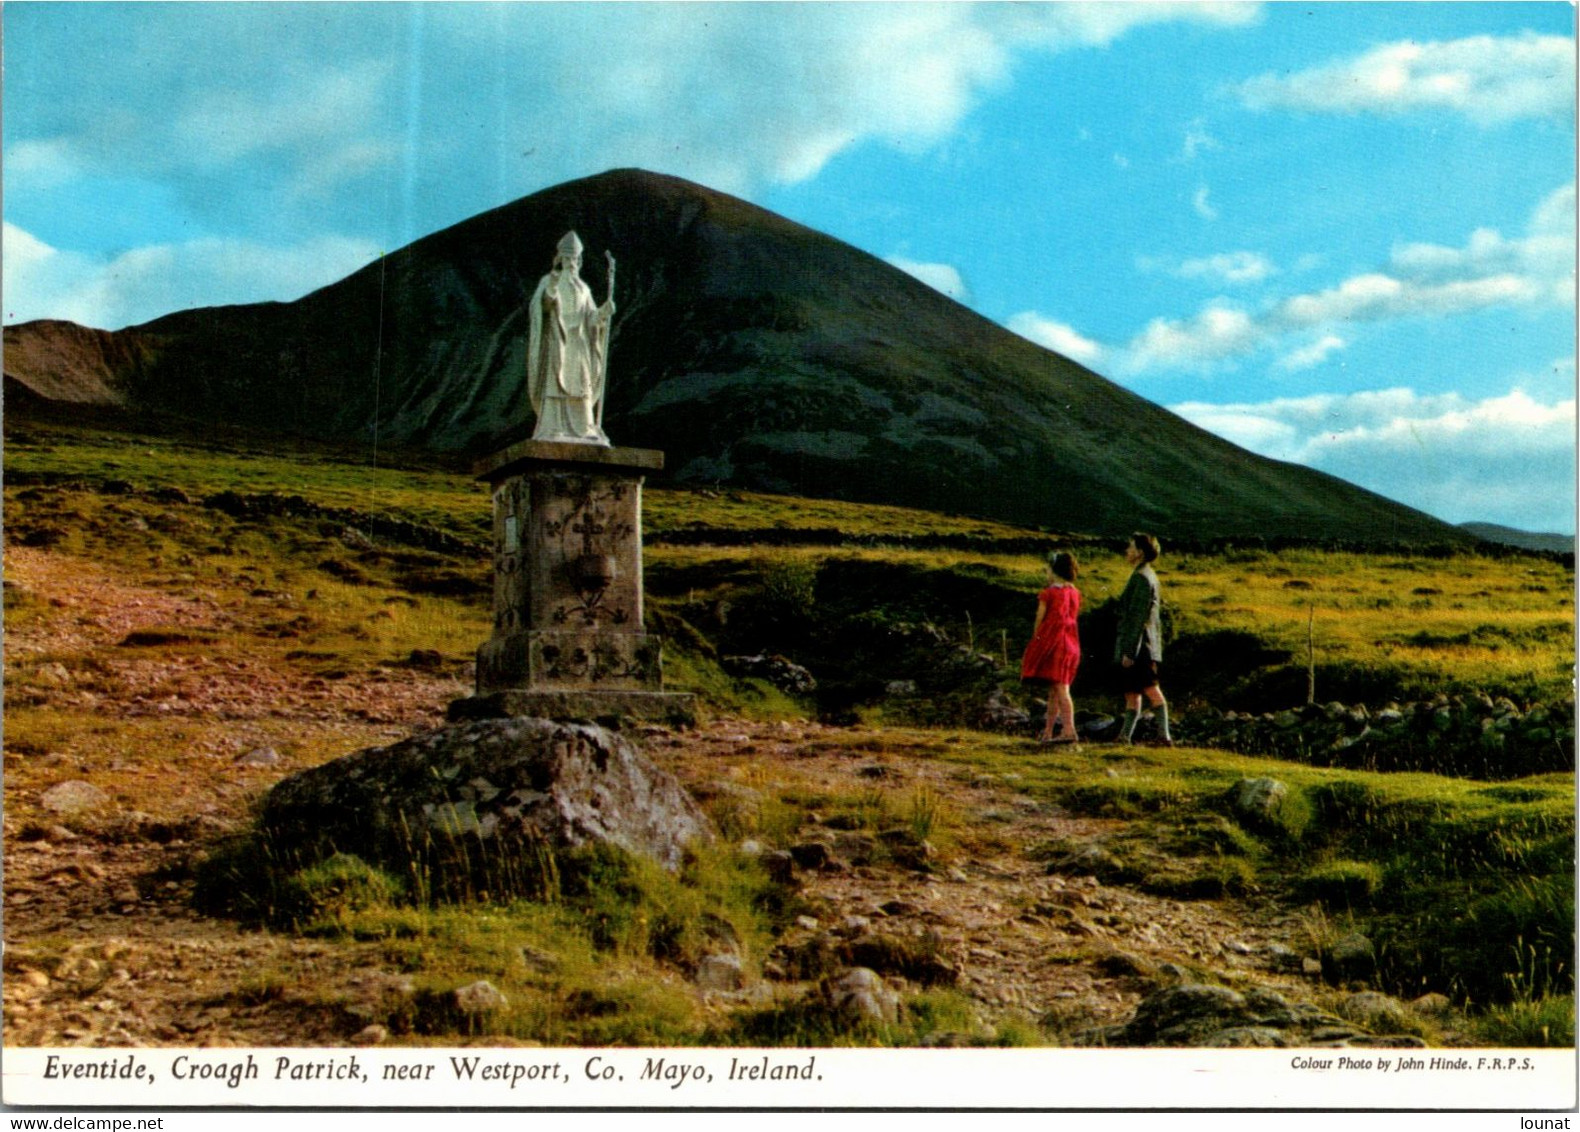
[526,231,615,445]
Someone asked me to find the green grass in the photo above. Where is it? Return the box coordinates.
[8,419,1571,710]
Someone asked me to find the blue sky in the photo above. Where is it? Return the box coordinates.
[5,2,1575,533]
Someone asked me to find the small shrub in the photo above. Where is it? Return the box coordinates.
[277,853,405,930]
[1374,877,1574,1006]
[844,932,957,986]
[1167,813,1261,858]
[118,626,222,647]
[191,832,304,924]
[907,785,944,843]
[556,842,769,972]
[1140,855,1258,899]
[1472,994,1575,1048]
[1296,859,1383,906]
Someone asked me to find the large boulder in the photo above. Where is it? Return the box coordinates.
[1089,982,1426,1048]
[261,718,714,875]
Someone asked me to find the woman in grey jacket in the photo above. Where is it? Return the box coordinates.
[1113,532,1172,746]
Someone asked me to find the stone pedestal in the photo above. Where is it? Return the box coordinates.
[453,439,695,726]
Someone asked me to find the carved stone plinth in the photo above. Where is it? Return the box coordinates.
[457,439,695,726]
[448,690,697,729]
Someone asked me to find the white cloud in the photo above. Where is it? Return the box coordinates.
[172,58,396,174]
[1006,311,1106,366]
[1530,182,1578,237]
[1169,385,1577,531]
[4,222,380,329]
[1176,251,1276,285]
[1119,183,1575,373]
[1235,33,1576,124]
[5,139,79,189]
[1277,334,1347,371]
[1180,118,1221,162]
[886,256,972,303]
[1192,186,1218,220]
[1273,271,1544,327]
[1128,304,1258,369]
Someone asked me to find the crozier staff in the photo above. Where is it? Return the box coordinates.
[527,231,615,444]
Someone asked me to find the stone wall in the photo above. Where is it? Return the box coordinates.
[1182,694,1574,780]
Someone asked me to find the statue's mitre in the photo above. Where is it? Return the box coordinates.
[557,231,584,258]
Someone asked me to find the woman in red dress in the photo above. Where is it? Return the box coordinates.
[1020,551,1081,744]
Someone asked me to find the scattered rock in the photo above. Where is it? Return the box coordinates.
[1326,933,1377,982]
[977,687,1031,732]
[1227,777,1288,829]
[351,1024,388,1046]
[519,946,559,975]
[820,968,900,1026]
[1049,843,1120,880]
[789,842,833,870]
[1340,991,1410,1032]
[453,980,507,1016]
[761,850,796,885]
[1408,993,1454,1019]
[41,781,111,815]
[1094,948,1155,979]
[695,954,747,992]
[722,654,816,695]
[1079,715,1119,741]
[31,662,73,688]
[235,747,281,768]
[1265,943,1304,973]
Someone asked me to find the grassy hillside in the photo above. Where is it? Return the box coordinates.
[3,420,1573,1049]
[8,422,1567,711]
[1461,522,1575,556]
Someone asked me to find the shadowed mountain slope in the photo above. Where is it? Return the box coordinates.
[1459,522,1573,555]
[3,169,1469,543]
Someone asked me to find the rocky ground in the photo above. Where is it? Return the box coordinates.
[3,546,1451,1049]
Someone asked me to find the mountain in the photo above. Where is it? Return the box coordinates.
[3,168,1471,544]
[1460,522,1574,555]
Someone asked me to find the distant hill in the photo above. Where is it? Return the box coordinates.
[2,168,1472,545]
[1460,522,1574,555]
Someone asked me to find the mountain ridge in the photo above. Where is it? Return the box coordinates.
[3,168,1471,545]
[1459,521,1573,555]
